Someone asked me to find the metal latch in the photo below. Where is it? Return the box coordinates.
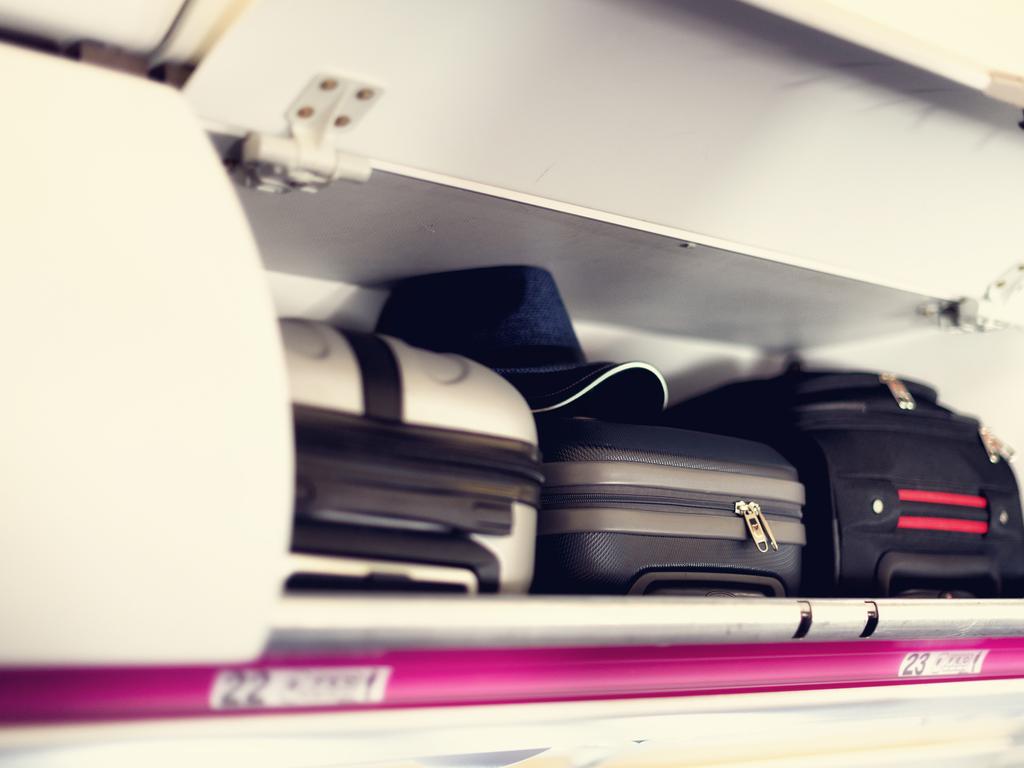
[925,263,1024,332]
[237,73,383,193]
[879,373,916,410]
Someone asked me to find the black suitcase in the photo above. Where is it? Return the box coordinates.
[532,418,806,596]
[663,368,1024,597]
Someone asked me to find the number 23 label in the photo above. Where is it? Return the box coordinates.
[898,650,987,678]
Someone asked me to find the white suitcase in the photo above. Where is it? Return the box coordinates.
[281,320,542,593]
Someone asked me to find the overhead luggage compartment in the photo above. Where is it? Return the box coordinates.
[183,0,1024,303]
[2,0,1024,762]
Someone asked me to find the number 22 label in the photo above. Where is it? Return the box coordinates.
[209,666,391,710]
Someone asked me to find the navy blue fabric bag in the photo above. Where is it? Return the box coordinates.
[376,266,667,420]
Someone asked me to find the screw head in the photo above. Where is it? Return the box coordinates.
[297,106,314,118]
[872,499,885,514]
[356,88,375,100]
[1000,510,1010,525]
[320,78,338,91]
[334,115,351,127]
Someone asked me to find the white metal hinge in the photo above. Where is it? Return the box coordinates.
[237,73,383,194]
[922,263,1024,332]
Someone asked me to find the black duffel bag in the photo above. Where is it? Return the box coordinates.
[662,367,1023,598]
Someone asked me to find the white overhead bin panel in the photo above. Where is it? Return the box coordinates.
[0,43,293,663]
[739,0,1024,107]
[0,0,182,53]
[247,173,936,349]
[0,0,252,64]
[185,0,1024,305]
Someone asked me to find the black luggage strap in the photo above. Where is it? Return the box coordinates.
[342,331,403,421]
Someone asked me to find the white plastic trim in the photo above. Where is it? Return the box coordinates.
[0,43,292,664]
[531,362,669,414]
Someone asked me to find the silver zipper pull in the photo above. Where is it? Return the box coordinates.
[880,373,916,411]
[758,506,779,552]
[735,500,769,553]
[980,426,1016,464]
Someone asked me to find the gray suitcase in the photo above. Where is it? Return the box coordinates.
[533,418,806,596]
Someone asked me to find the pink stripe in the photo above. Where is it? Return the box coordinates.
[897,516,988,534]
[898,489,988,509]
[0,639,1022,723]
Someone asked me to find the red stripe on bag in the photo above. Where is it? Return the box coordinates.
[897,516,989,534]
[897,489,988,509]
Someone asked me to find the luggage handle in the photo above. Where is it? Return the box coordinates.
[629,571,786,597]
[877,551,1001,597]
[297,469,517,536]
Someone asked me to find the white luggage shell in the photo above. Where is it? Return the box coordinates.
[282,320,540,593]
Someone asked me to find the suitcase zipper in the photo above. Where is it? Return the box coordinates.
[879,373,916,410]
[294,405,544,482]
[979,425,1016,464]
[541,490,796,553]
[797,408,1012,467]
[734,500,778,553]
[796,408,977,437]
[793,372,937,405]
[541,490,800,517]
